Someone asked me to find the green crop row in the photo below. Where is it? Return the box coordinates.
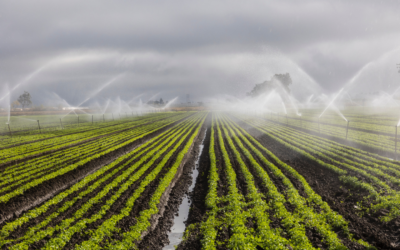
[240,115,400,222]
[106,114,206,249]
[0,113,193,204]
[0,112,205,249]
[0,112,185,164]
[222,114,371,249]
[0,112,173,148]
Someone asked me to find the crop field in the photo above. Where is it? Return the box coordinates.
[0,111,399,249]
[271,108,400,157]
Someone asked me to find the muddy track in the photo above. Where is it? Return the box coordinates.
[236,117,400,249]
[175,118,211,250]
[138,114,210,250]
[0,113,184,170]
[0,114,194,226]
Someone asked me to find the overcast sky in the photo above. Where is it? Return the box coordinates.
[1,0,400,106]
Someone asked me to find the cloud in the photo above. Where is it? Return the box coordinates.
[0,0,399,105]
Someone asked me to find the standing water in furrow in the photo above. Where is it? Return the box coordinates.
[163,128,207,250]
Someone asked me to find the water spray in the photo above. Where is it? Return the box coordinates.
[346,121,350,140]
[395,126,398,160]
[7,123,12,137]
[318,118,321,134]
[319,88,344,118]
[37,120,41,134]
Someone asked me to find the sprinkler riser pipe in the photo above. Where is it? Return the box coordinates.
[60,118,63,129]
[8,124,12,137]
[37,120,41,134]
[318,118,320,134]
[346,121,350,139]
[395,126,398,160]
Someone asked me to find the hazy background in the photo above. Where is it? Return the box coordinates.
[1,0,400,106]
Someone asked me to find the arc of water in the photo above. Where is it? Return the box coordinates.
[319,88,344,118]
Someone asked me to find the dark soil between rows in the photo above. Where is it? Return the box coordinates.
[138,114,210,250]
[266,118,397,159]
[4,121,192,243]
[0,113,194,226]
[0,113,184,170]
[234,116,400,250]
[0,114,163,151]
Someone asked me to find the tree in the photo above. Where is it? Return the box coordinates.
[17,91,32,110]
[11,100,21,109]
[247,73,292,97]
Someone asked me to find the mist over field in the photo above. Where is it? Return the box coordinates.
[1,0,399,107]
[2,2,400,249]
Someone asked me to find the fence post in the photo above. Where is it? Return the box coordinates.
[318,118,320,134]
[60,118,63,129]
[300,116,302,128]
[346,121,350,140]
[37,120,41,134]
[8,123,12,137]
[395,126,398,160]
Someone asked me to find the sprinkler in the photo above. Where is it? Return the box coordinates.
[92,115,93,125]
[318,118,321,134]
[78,116,79,126]
[7,123,12,137]
[60,118,63,129]
[286,114,288,125]
[346,121,350,140]
[395,126,398,160]
[37,120,41,134]
[300,116,302,128]
[103,114,105,122]
[112,113,114,121]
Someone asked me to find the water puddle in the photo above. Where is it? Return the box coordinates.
[163,128,207,250]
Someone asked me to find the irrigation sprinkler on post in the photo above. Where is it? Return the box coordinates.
[132,112,134,117]
[103,114,105,122]
[78,116,79,126]
[112,113,114,121]
[346,121,350,140]
[60,118,63,129]
[318,118,321,134]
[286,114,288,125]
[92,115,93,125]
[7,123,12,137]
[37,120,42,134]
[300,116,302,128]
[395,126,398,160]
